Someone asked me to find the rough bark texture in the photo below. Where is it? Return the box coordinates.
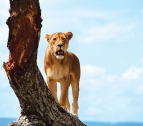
[3,0,86,126]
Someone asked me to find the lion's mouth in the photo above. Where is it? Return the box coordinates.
[56,49,64,56]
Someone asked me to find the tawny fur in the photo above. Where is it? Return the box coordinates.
[44,32,80,116]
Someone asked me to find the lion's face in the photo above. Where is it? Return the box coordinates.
[45,32,73,59]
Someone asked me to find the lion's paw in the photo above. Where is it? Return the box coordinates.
[72,113,78,118]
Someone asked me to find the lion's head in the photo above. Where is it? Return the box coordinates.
[45,32,73,59]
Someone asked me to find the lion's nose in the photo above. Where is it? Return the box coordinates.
[57,44,63,48]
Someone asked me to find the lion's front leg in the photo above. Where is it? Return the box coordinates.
[47,78,58,103]
[65,90,70,112]
[71,80,79,117]
[59,80,70,111]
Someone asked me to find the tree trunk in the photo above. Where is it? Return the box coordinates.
[3,0,86,126]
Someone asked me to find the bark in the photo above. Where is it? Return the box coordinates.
[3,0,86,126]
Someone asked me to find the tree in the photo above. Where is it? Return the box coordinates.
[3,0,86,125]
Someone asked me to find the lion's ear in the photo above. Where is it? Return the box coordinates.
[65,32,73,40]
[45,34,51,42]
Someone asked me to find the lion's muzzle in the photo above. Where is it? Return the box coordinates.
[56,49,64,56]
[54,49,65,59]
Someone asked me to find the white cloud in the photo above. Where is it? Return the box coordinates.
[74,9,131,19]
[0,50,9,88]
[0,92,20,117]
[75,10,109,19]
[0,25,9,44]
[122,66,143,80]
[0,1,9,45]
[77,23,135,44]
[141,57,143,64]
[80,91,139,122]
[105,75,119,83]
[0,1,9,8]
[135,84,143,95]
[79,64,143,121]
[40,0,66,7]
[39,2,137,45]
[81,65,105,76]
[0,1,9,21]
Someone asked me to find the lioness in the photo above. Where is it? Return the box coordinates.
[44,32,80,116]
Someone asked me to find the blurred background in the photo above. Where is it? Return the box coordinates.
[0,0,143,125]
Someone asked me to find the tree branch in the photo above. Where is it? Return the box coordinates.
[3,0,86,125]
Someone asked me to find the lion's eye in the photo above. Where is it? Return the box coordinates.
[62,37,66,41]
[53,38,56,41]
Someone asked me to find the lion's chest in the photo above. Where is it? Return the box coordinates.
[46,64,69,81]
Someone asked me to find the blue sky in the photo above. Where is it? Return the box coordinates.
[0,0,143,123]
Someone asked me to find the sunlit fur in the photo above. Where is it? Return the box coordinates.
[44,32,80,117]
